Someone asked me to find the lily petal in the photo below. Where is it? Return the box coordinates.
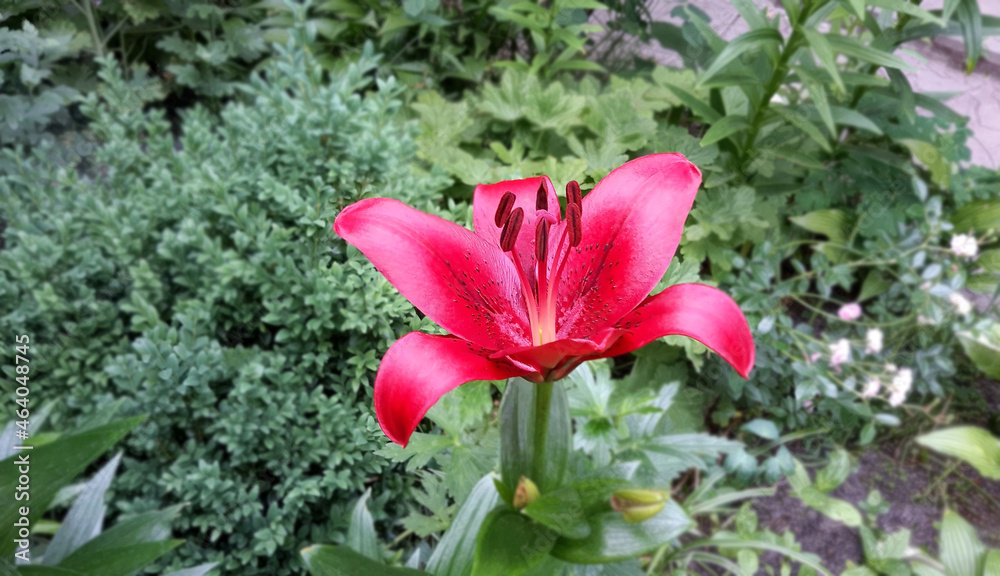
[374,332,529,446]
[335,198,531,350]
[599,283,755,378]
[473,176,560,290]
[491,327,619,373]
[553,154,702,339]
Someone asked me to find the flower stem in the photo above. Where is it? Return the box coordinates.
[532,381,554,482]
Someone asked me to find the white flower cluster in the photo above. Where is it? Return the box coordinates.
[949,292,972,316]
[887,367,913,407]
[950,234,978,259]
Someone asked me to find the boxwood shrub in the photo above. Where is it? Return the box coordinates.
[0,34,450,574]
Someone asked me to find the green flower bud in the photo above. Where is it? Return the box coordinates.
[611,489,670,523]
[513,476,540,510]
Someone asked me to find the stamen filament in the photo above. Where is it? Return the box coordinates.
[510,249,542,346]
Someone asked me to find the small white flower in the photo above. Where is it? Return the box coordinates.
[830,338,851,367]
[888,368,913,407]
[770,92,788,106]
[861,377,881,399]
[865,328,883,354]
[949,292,972,316]
[838,302,862,321]
[950,234,978,258]
[885,363,898,373]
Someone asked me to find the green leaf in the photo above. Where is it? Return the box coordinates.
[689,535,832,576]
[550,500,692,563]
[958,331,1000,379]
[58,541,184,575]
[859,270,892,301]
[742,419,779,440]
[522,486,590,539]
[0,417,144,558]
[983,549,1000,576]
[426,474,500,576]
[796,67,835,137]
[803,30,845,93]
[471,510,554,576]
[699,29,783,86]
[301,545,429,576]
[955,0,983,72]
[951,198,1000,233]
[17,567,88,575]
[500,379,571,494]
[815,448,852,493]
[867,0,945,25]
[917,426,1000,479]
[700,115,748,147]
[943,0,963,22]
[830,106,883,135]
[789,209,851,242]
[43,452,123,565]
[347,489,381,561]
[774,106,832,152]
[662,84,721,123]
[899,140,949,187]
[940,509,984,576]
[162,563,220,576]
[824,34,913,70]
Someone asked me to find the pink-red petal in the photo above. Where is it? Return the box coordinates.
[473,176,560,291]
[552,154,702,339]
[490,327,619,372]
[599,283,755,378]
[374,332,530,446]
[334,198,531,351]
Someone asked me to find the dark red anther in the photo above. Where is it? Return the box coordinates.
[535,181,548,211]
[535,218,549,261]
[495,191,516,227]
[500,207,524,252]
[566,180,582,210]
[566,203,582,247]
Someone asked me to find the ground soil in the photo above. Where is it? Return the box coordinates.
[752,380,1000,574]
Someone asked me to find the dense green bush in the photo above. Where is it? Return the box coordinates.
[0,29,451,574]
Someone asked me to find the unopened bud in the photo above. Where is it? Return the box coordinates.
[611,489,669,523]
[513,476,540,510]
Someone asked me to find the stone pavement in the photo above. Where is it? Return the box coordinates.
[594,0,1000,168]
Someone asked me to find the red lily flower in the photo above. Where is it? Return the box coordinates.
[334,154,754,446]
